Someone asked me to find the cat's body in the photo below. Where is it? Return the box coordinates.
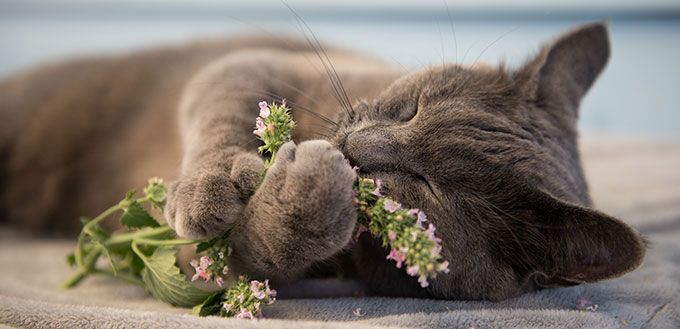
[0,23,645,300]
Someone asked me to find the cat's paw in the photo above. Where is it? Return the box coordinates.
[165,153,264,238]
[256,140,358,247]
[265,140,357,199]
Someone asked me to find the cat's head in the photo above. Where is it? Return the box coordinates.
[335,23,646,300]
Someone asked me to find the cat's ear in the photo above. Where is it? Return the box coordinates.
[517,188,645,287]
[518,22,610,114]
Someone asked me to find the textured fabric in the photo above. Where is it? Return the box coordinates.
[1,136,679,329]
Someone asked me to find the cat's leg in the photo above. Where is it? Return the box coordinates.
[166,50,355,248]
[164,52,280,238]
[227,140,357,284]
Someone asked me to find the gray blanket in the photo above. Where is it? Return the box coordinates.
[2,136,679,329]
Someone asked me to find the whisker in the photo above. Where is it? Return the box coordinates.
[188,81,338,127]
[437,22,446,66]
[282,1,356,120]
[471,26,520,69]
[240,88,339,127]
[263,74,336,114]
[293,127,333,140]
[390,59,412,75]
[444,0,458,64]
[300,122,335,133]
[461,39,479,65]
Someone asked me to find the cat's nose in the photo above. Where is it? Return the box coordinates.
[343,127,400,171]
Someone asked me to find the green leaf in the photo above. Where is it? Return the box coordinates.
[194,240,215,254]
[97,242,117,275]
[190,289,226,316]
[66,253,76,267]
[120,201,159,228]
[125,189,137,201]
[138,246,213,307]
[89,224,111,242]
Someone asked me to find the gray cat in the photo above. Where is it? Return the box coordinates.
[0,22,645,300]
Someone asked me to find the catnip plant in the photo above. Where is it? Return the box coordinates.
[62,100,449,318]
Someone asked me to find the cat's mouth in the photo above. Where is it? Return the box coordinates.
[348,158,441,204]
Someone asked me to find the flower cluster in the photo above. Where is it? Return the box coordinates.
[253,100,295,169]
[189,237,232,288]
[220,276,277,319]
[353,178,449,288]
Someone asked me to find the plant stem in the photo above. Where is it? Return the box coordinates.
[59,270,88,290]
[76,203,122,270]
[104,225,174,249]
[269,151,277,169]
[135,238,200,246]
[60,245,104,289]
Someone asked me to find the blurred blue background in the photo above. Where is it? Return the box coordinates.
[1,0,679,137]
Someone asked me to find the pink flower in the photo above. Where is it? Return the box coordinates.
[236,311,254,319]
[388,231,397,241]
[281,98,287,106]
[417,275,429,288]
[354,225,368,242]
[254,302,261,310]
[253,118,266,136]
[431,244,442,257]
[438,261,450,274]
[372,179,385,197]
[200,256,212,269]
[406,265,419,276]
[223,303,232,311]
[251,281,265,299]
[386,248,407,268]
[416,211,427,228]
[190,258,210,282]
[264,279,277,297]
[216,277,224,287]
[237,293,244,303]
[383,199,401,213]
[258,101,270,118]
[407,209,427,228]
[222,265,229,274]
[425,223,441,243]
[218,251,224,259]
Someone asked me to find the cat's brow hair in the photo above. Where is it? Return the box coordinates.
[444,0,459,63]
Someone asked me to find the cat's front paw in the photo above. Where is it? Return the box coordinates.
[257,140,358,251]
[165,153,264,238]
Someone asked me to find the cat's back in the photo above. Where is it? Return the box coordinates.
[0,35,316,235]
